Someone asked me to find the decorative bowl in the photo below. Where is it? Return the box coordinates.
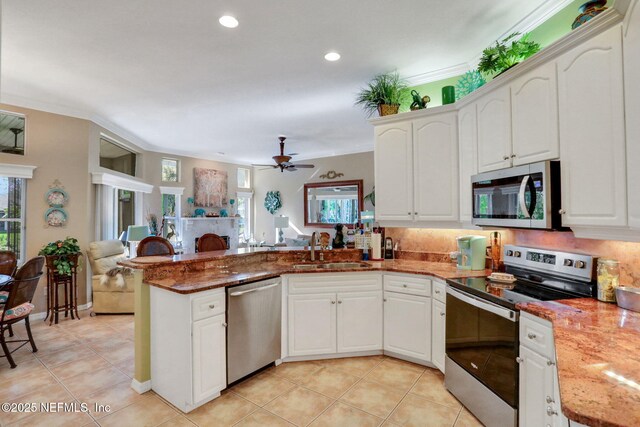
[615,287,640,312]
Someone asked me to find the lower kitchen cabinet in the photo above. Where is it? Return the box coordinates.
[337,291,383,353]
[431,298,446,372]
[383,291,432,362]
[288,293,337,356]
[192,314,227,403]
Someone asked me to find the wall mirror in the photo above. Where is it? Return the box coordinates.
[304,180,363,228]
[0,111,26,155]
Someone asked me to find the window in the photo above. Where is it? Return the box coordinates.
[162,158,179,182]
[100,137,137,177]
[117,189,135,238]
[237,168,250,189]
[159,187,183,244]
[0,111,26,156]
[236,191,252,243]
[0,176,26,262]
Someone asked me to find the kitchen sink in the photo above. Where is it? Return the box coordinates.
[292,262,371,270]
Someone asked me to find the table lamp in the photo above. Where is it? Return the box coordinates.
[126,225,150,257]
[274,216,289,244]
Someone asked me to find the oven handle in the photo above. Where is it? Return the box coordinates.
[447,287,518,322]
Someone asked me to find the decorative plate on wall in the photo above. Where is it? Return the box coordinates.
[264,191,282,214]
[45,207,68,227]
[45,188,69,207]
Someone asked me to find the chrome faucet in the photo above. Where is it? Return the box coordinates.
[310,232,317,262]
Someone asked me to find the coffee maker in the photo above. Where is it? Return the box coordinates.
[455,235,487,270]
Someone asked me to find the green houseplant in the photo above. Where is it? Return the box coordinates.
[39,237,81,276]
[355,71,409,117]
[478,32,541,78]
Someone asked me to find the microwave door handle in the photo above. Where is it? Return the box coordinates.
[526,177,537,218]
[518,175,531,219]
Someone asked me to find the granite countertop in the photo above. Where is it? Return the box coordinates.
[141,257,490,294]
[518,299,640,427]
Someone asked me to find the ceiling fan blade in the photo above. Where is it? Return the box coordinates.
[252,164,277,167]
[286,167,297,172]
[286,152,299,156]
[289,164,314,168]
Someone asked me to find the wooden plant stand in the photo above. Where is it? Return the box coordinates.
[44,254,81,325]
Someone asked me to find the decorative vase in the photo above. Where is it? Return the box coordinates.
[572,0,607,30]
[377,104,400,116]
[442,86,455,105]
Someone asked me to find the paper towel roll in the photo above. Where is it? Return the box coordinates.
[371,233,382,260]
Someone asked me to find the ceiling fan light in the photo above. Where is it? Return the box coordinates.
[324,52,341,61]
[219,15,239,28]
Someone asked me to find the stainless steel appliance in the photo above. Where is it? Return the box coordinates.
[445,245,596,427]
[471,161,562,229]
[226,278,281,384]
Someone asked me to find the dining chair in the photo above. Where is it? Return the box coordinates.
[0,256,44,368]
[196,233,228,253]
[0,251,17,277]
[137,236,175,257]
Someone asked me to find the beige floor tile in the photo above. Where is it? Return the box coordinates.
[61,366,129,399]
[381,421,402,427]
[97,393,178,427]
[382,358,426,374]
[81,379,147,418]
[88,337,131,355]
[309,401,383,427]
[0,358,46,381]
[157,415,197,426]
[319,356,385,377]
[234,409,294,427]
[454,408,484,427]
[410,370,461,409]
[36,344,97,369]
[299,367,360,398]
[0,343,38,367]
[49,354,110,380]
[185,392,258,427]
[271,360,324,383]
[114,356,134,378]
[264,386,334,427]
[8,407,94,427]
[340,380,405,419]
[33,334,81,355]
[388,394,460,427]
[365,359,423,393]
[101,344,133,365]
[1,383,74,425]
[0,368,58,402]
[232,372,296,406]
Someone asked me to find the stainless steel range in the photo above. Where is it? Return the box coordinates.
[444,245,597,427]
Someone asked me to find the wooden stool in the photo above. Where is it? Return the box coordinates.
[44,254,80,325]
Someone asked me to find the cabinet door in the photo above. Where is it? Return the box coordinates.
[511,61,559,165]
[374,122,414,221]
[431,299,446,373]
[558,25,627,227]
[458,103,478,223]
[477,86,512,172]
[625,1,640,228]
[413,113,459,221]
[288,293,336,356]
[383,291,431,362]
[519,346,554,427]
[192,314,226,403]
[337,291,382,353]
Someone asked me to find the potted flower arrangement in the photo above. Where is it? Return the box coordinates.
[39,237,82,276]
[478,32,541,78]
[355,71,409,117]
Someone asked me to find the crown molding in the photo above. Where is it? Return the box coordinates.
[91,172,154,193]
[0,163,37,179]
[158,186,185,195]
[405,63,471,86]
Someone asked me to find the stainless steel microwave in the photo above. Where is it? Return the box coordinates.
[471,161,562,229]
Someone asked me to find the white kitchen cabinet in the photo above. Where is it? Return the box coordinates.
[288,293,337,356]
[431,298,446,373]
[383,291,432,362]
[477,86,512,172]
[625,0,640,229]
[337,291,383,353]
[374,122,413,221]
[413,113,459,221]
[458,103,478,223]
[511,61,559,165]
[557,25,627,227]
[193,314,227,403]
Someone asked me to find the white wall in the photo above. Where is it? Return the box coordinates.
[253,151,374,243]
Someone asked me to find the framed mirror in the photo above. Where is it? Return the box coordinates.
[304,180,363,228]
[0,111,26,156]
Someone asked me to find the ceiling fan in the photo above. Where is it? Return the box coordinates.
[252,136,315,172]
[2,128,24,154]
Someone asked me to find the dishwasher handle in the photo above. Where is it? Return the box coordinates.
[229,282,280,297]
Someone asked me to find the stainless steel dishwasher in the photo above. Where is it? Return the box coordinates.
[226,278,282,384]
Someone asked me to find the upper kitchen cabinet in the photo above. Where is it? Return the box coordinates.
[374,122,413,222]
[510,61,559,166]
[458,103,478,224]
[557,25,627,228]
[413,113,459,222]
[625,0,640,229]
[477,86,512,172]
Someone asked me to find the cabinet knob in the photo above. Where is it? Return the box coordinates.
[222,322,228,328]
[408,212,411,215]
[546,407,558,416]
[546,396,555,404]
[414,212,418,215]
[331,300,336,304]
[511,154,516,158]
[403,284,408,288]
[338,300,343,304]
[547,360,556,366]
[527,333,537,340]
[440,312,445,317]
[516,356,524,364]
[503,156,510,160]
[435,290,441,294]
[383,298,387,302]
[208,304,215,309]
[559,209,566,215]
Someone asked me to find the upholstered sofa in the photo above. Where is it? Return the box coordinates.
[87,240,134,314]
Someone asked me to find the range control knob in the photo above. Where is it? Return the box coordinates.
[563,259,573,267]
[514,251,522,258]
[506,250,514,257]
[575,260,586,269]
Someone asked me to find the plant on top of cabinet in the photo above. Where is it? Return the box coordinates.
[478,33,541,78]
[355,71,409,117]
[455,70,486,100]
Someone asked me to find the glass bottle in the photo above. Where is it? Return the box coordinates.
[597,258,620,302]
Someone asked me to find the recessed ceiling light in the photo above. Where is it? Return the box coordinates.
[324,52,341,62]
[219,15,239,28]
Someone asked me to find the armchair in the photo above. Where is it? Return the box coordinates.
[87,240,134,314]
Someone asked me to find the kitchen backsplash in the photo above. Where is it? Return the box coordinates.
[385,228,640,286]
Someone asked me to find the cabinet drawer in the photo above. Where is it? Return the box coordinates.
[432,280,446,303]
[192,290,225,322]
[287,273,382,294]
[520,313,555,360]
[384,274,431,297]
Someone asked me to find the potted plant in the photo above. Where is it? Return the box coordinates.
[39,237,82,276]
[478,32,541,78]
[355,71,409,117]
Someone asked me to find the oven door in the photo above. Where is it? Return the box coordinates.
[445,287,519,408]
[471,162,552,229]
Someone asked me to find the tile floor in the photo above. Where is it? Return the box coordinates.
[0,311,484,427]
